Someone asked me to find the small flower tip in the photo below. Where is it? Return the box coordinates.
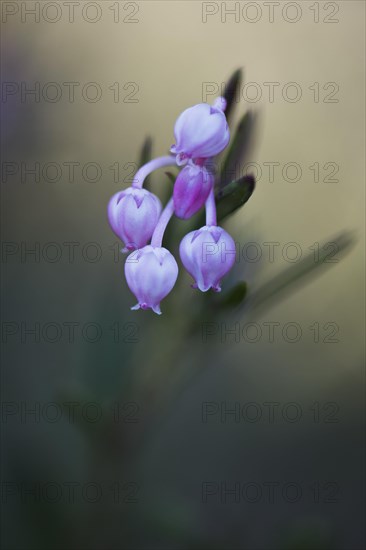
[212,97,227,112]
[191,282,210,292]
[175,152,189,166]
[212,284,222,293]
[122,243,136,253]
[130,302,162,314]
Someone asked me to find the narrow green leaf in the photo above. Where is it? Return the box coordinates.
[195,175,255,228]
[216,175,255,221]
[164,171,177,185]
[246,232,355,313]
[223,68,243,123]
[219,111,257,188]
[138,136,153,167]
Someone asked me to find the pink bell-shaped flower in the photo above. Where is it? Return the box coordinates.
[179,225,236,292]
[108,187,162,252]
[170,98,230,165]
[173,163,214,219]
[125,245,178,314]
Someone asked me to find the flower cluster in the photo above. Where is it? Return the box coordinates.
[108,96,237,314]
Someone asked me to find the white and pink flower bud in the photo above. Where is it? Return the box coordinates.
[173,163,214,219]
[124,245,178,315]
[170,98,230,165]
[179,225,236,292]
[107,187,162,252]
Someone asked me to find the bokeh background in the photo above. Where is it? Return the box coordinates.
[1,1,365,549]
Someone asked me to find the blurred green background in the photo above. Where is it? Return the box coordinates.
[1,1,365,549]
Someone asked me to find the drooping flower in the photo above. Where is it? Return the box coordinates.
[173,163,214,219]
[125,245,178,315]
[179,225,236,292]
[107,187,162,252]
[170,97,230,165]
[106,92,245,314]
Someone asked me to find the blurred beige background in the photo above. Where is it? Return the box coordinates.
[3,0,365,365]
[1,2,365,549]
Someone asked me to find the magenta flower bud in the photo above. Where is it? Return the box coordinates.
[170,98,230,165]
[173,163,214,219]
[125,245,178,315]
[107,187,162,252]
[180,225,236,292]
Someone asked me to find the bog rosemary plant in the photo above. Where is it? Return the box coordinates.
[107,68,353,316]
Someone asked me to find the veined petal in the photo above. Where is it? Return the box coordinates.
[125,246,178,314]
[107,188,162,250]
[180,226,236,292]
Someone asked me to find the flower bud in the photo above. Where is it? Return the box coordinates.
[179,225,236,292]
[170,99,230,165]
[173,163,214,219]
[108,187,162,251]
[125,245,178,314]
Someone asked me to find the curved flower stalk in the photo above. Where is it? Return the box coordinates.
[107,95,239,313]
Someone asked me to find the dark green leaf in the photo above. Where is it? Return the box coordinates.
[164,171,177,185]
[138,136,153,167]
[216,175,255,221]
[219,111,257,188]
[246,231,355,314]
[195,175,255,228]
[223,68,243,123]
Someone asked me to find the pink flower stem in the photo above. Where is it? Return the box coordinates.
[132,155,176,189]
[151,198,175,248]
[205,188,217,226]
